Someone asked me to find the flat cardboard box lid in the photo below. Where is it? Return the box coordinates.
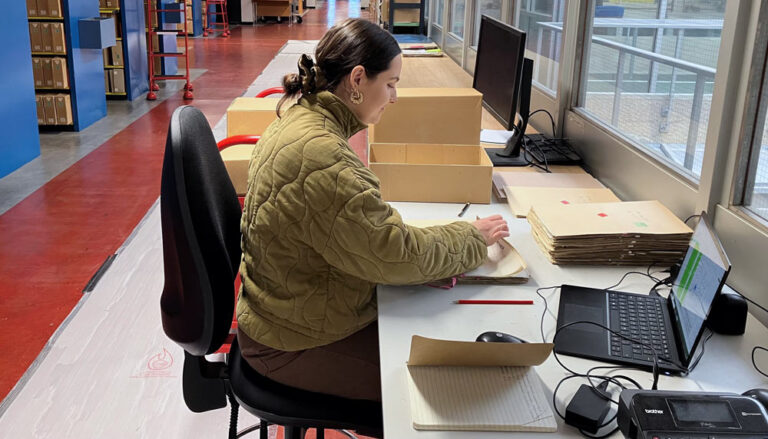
[227,97,280,111]
[395,88,482,98]
[408,335,552,367]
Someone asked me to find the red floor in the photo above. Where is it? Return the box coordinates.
[0,2,368,402]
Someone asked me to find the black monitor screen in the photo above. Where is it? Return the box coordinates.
[472,15,526,131]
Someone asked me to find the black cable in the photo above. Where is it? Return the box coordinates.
[685,329,712,372]
[523,133,551,172]
[604,270,662,291]
[683,214,700,225]
[528,109,556,137]
[753,346,768,378]
[579,426,620,439]
[553,321,665,390]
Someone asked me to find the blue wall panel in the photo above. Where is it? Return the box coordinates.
[0,1,40,178]
[65,0,107,130]
[123,0,149,100]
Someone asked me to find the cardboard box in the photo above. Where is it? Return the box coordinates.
[371,88,482,146]
[226,97,281,137]
[35,95,45,124]
[37,0,48,16]
[369,143,493,203]
[393,9,419,24]
[54,94,73,125]
[32,58,44,87]
[29,23,43,52]
[42,95,56,125]
[110,44,124,66]
[105,70,111,92]
[105,0,115,8]
[27,0,38,17]
[51,57,68,89]
[40,23,53,53]
[103,48,111,65]
[221,144,257,196]
[48,0,61,18]
[42,58,54,87]
[51,22,66,53]
[110,69,125,93]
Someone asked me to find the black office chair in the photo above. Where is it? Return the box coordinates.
[159,106,383,439]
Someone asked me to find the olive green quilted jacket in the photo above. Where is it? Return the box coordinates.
[237,91,487,351]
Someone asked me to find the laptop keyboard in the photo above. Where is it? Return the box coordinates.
[608,292,670,363]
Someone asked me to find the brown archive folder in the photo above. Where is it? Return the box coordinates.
[35,95,45,124]
[37,0,48,16]
[51,58,68,89]
[32,58,44,87]
[42,95,56,125]
[47,0,61,17]
[29,23,43,52]
[42,59,54,88]
[27,0,38,17]
[40,23,53,53]
[110,69,125,93]
[110,44,124,66]
[54,95,73,125]
[51,23,66,54]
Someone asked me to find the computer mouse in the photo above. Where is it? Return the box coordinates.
[742,388,768,409]
[475,331,528,343]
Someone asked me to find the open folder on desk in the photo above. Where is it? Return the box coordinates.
[406,219,529,285]
[406,336,557,432]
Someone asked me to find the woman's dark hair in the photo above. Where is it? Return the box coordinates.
[278,18,401,115]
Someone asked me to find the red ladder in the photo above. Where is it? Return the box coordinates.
[146,0,193,100]
[204,0,230,37]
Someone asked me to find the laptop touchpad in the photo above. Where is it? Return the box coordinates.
[563,304,606,329]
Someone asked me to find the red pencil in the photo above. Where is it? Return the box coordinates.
[454,300,533,305]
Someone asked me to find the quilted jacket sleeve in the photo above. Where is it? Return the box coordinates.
[304,152,488,285]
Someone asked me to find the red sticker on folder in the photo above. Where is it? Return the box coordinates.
[561,200,570,204]
[597,213,607,217]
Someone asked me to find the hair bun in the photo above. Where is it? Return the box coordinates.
[297,54,326,94]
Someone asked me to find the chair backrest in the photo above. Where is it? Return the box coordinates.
[160,106,243,356]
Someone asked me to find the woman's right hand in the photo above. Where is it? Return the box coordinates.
[471,215,510,246]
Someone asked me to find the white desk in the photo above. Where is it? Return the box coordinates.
[377,200,768,438]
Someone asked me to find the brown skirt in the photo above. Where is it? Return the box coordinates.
[236,321,382,402]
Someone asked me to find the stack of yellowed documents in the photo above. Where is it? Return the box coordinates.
[528,200,692,265]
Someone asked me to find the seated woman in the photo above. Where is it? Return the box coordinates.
[237,18,509,403]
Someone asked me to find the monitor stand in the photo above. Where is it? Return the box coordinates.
[486,128,527,167]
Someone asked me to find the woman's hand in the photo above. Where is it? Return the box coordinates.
[471,215,510,246]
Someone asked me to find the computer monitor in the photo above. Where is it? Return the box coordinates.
[472,15,533,167]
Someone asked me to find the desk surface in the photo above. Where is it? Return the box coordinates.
[377,199,768,438]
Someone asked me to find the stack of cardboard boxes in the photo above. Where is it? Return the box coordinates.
[25,0,62,19]
[221,89,492,204]
[103,45,127,95]
[368,88,492,204]
[27,0,72,126]
[379,0,421,28]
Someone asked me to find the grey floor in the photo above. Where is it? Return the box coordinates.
[0,69,205,215]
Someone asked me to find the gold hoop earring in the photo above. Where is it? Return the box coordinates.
[350,89,364,105]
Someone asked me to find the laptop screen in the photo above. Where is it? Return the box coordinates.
[669,212,730,363]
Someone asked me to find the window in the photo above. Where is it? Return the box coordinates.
[472,0,502,47]
[743,105,768,223]
[450,0,466,38]
[577,0,725,181]
[514,0,566,94]
[435,0,444,26]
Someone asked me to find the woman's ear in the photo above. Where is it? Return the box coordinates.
[349,65,366,88]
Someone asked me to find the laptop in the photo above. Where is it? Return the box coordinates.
[554,212,731,373]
